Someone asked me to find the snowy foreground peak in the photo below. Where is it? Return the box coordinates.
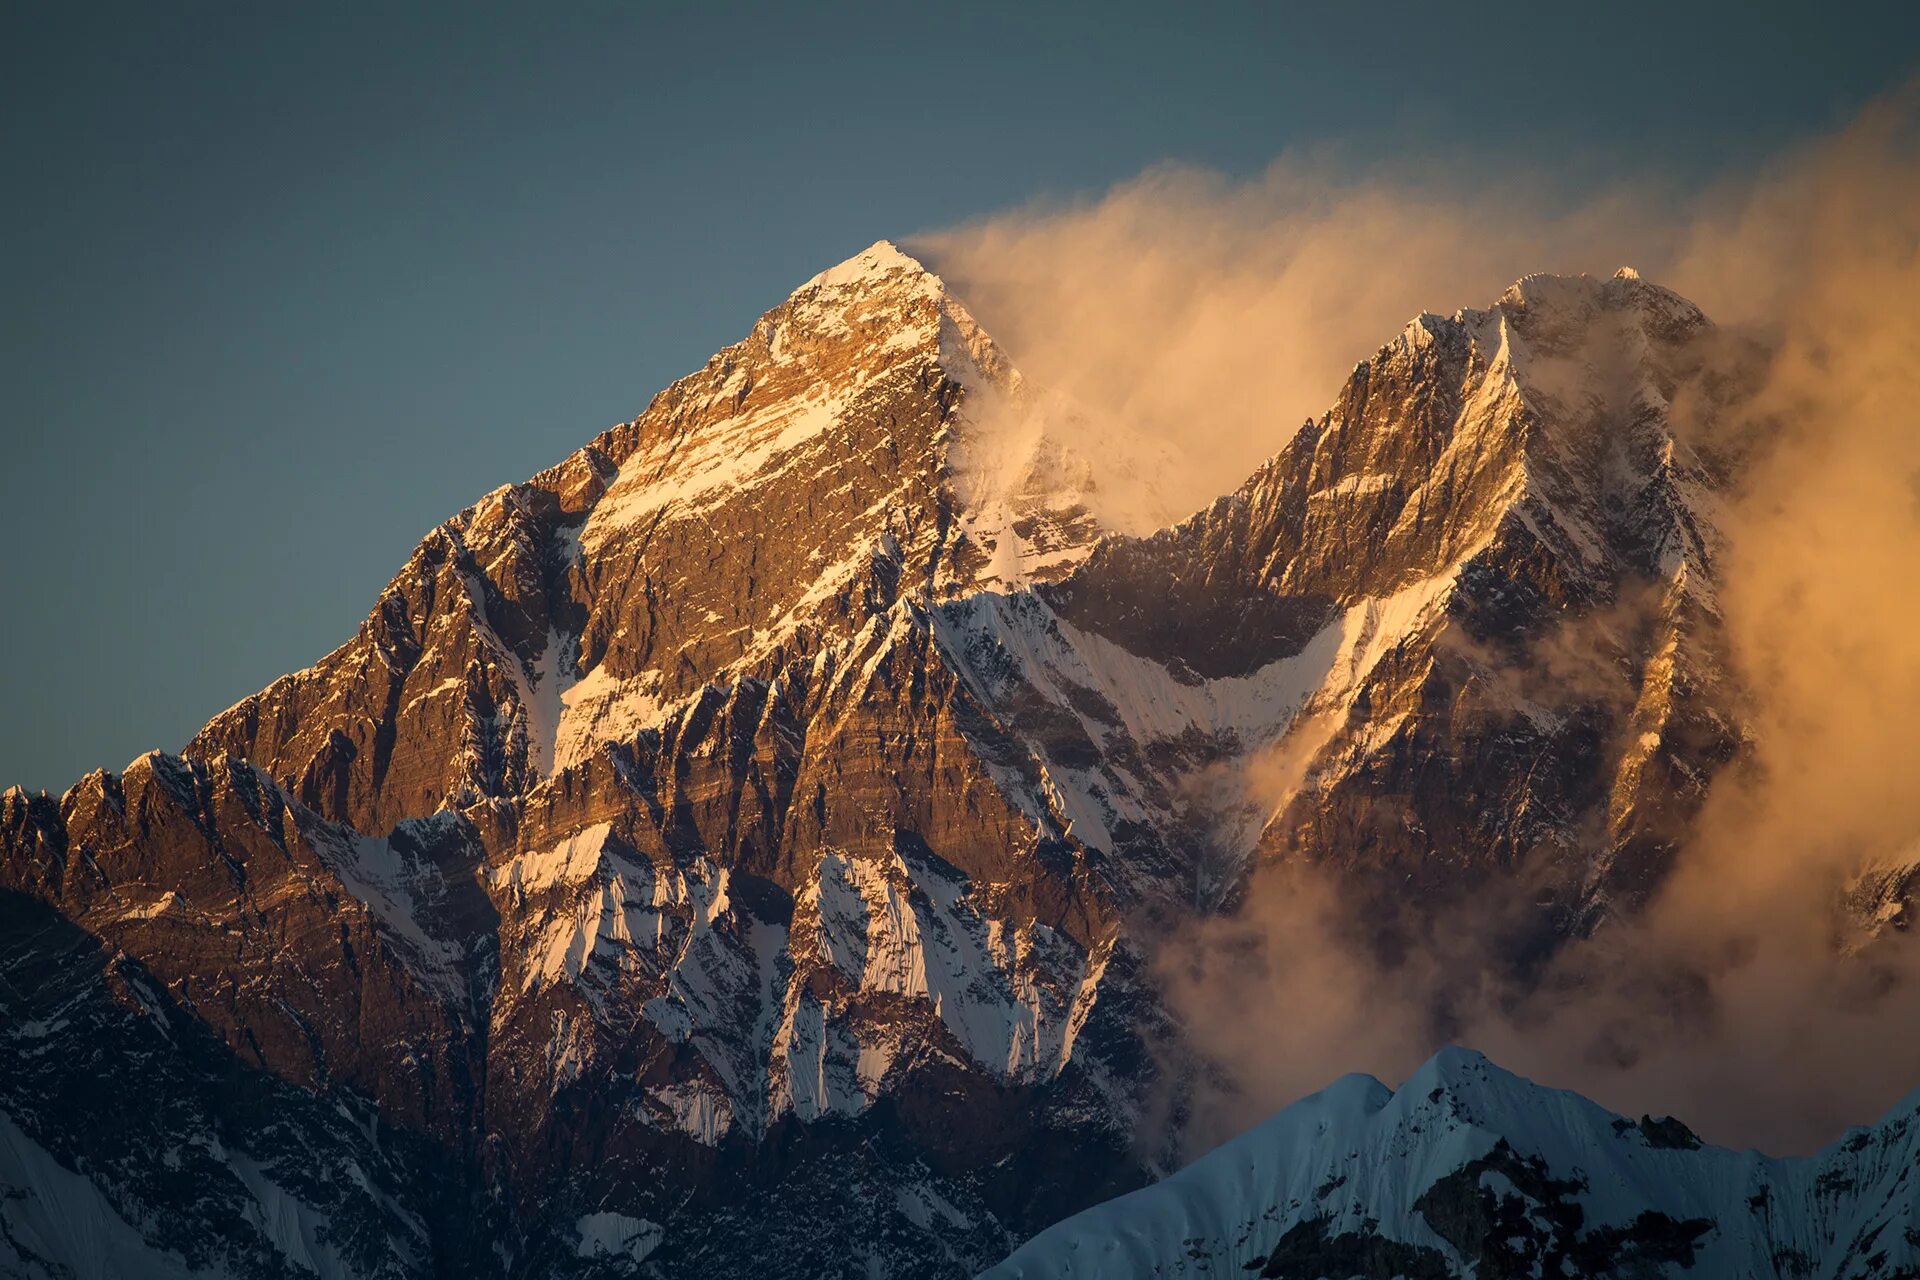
[987,1047,1920,1279]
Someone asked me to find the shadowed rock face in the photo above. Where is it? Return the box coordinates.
[0,890,491,1279]
[2,249,1760,1276]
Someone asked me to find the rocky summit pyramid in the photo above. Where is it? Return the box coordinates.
[0,243,1807,1277]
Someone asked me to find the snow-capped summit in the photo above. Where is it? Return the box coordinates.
[796,238,937,291]
[988,1047,1920,1278]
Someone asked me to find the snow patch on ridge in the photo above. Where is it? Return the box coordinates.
[0,1111,204,1279]
[932,564,1466,880]
[584,379,874,534]
[228,1151,365,1280]
[551,664,671,774]
[491,824,732,1003]
[580,241,970,550]
[574,1211,663,1265]
[784,844,1107,1103]
[642,1080,734,1147]
[300,816,465,993]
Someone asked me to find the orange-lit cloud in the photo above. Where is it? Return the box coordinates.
[932,86,1920,1156]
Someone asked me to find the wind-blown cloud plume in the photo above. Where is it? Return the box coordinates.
[918,157,1679,523]
[928,88,1920,1157]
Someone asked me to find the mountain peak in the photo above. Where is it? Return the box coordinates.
[990,1046,1920,1278]
[1405,1043,1501,1088]
[1491,266,1709,335]
[799,238,940,293]
[3,235,1821,1279]
[1496,267,1625,314]
[575,237,1007,546]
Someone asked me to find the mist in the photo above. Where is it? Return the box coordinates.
[917,155,1683,524]
[927,89,1920,1157]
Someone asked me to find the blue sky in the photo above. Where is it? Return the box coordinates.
[4,1,1916,791]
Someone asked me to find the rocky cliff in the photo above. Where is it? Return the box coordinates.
[0,245,1788,1277]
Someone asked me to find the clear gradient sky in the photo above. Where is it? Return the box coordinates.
[4,1,1917,792]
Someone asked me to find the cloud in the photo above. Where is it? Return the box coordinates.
[935,86,1920,1156]
[917,155,1681,524]
[1593,84,1920,1149]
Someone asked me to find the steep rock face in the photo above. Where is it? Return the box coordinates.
[987,1047,1920,1279]
[1,253,1769,1276]
[190,478,587,836]
[187,243,1166,835]
[0,756,487,1142]
[6,243,1184,1276]
[1016,269,1740,926]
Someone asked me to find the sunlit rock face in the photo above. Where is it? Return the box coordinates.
[1023,268,1737,928]
[2,248,1757,1277]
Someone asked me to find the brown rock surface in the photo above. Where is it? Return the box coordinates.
[1,250,1756,1277]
